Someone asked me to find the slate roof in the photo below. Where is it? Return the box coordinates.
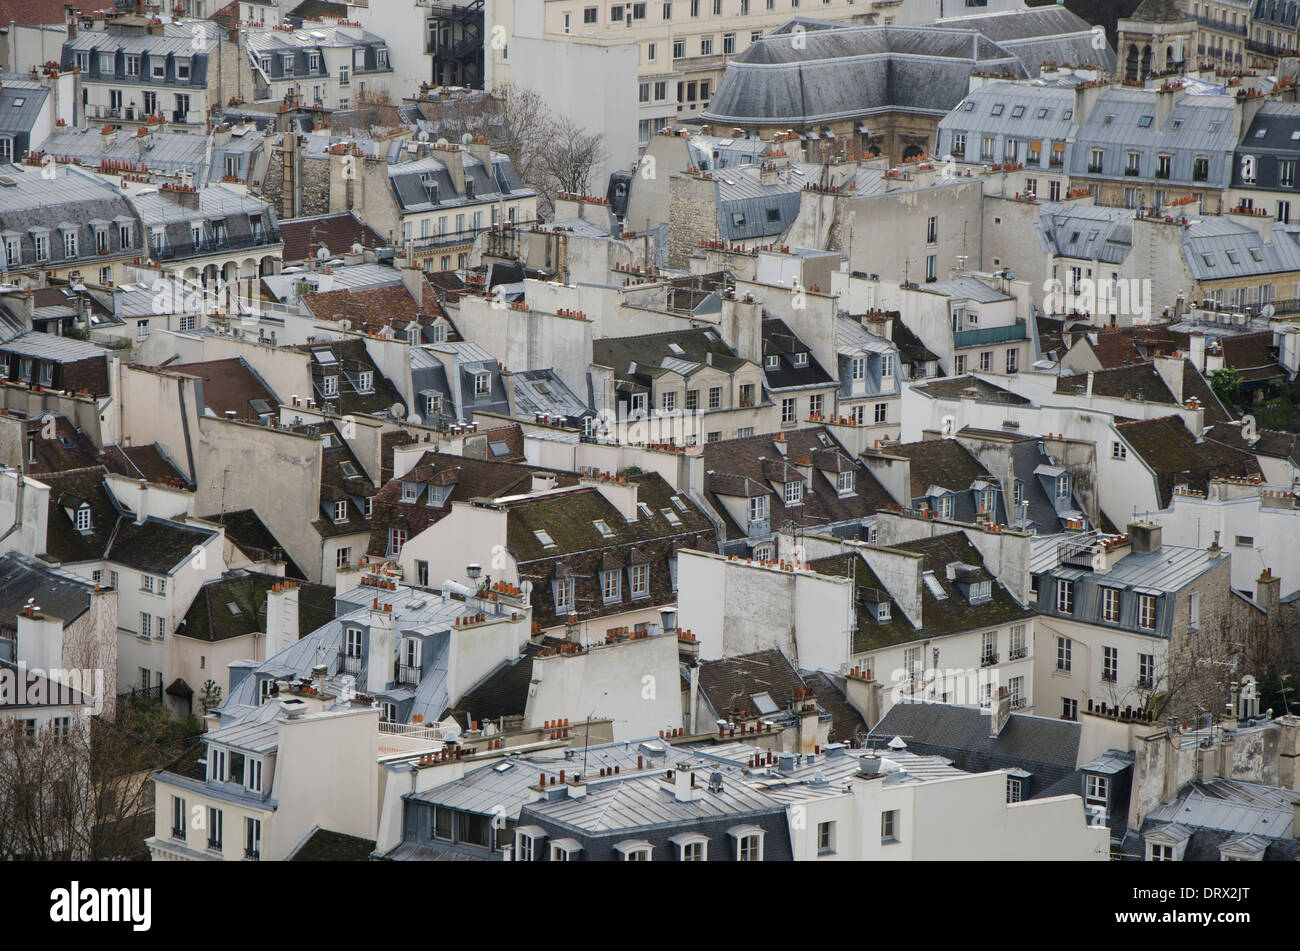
[0,551,93,635]
[911,374,1030,404]
[288,828,377,861]
[884,438,993,498]
[703,427,895,540]
[39,466,121,564]
[761,317,835,390]
[104,516,218,575]
[171,357,280,422]
[1126,0,1196,22]
[199,508,305,578]
[806,551,914,652]
[295,337,405,417]
[278,211,388,263]
[696,649,813,723]
[446,643,542,723]
[178,571,335,643]
[1183,216,1300,280]
[879,531,1035,637]
[593,327,748,381]
[19,414,100,475]
[97,443,189,487]
[1219,331,1286,383]
[869,700,1081,798]
[1115,414,1262,506]
[366,451,579,558]
[301,282,430,336]
[1056,362,1176,403]
[1138,777,1300,861]
[704,9,1111,126]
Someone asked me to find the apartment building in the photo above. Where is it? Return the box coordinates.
[247,24,393,111]
[63,18,247,129]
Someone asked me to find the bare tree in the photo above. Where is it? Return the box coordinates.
[331,86,402,136]
[537,113,609,212]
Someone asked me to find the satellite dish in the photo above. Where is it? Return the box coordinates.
[389,402,404,418]
[316,245,329,260]
[406,412,423,425]
[417,130,429,142]
[520,580,533,595]
[435,137,449,148]
[460,132,473,145]
[1262,303,1276,319]
[337,318,351,331]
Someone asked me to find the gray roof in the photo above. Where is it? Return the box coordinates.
[704,9,1112,127]
[0,81,49,138]
[1036,203,1134,265]
[66,19,220,57]
[1182,216,1300,280]
[1030,531,1225,591]
[387,151,529,214]
[0,551,94,628]
[868,700,1081,796]
[1069,89,1238,188]
[1145,778,1295,838]
[0,331,107,361]
[510,368,592,422]
[715,161,812,241]
[923,276,1012,303]
[936,80,1078,167]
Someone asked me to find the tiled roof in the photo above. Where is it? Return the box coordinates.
[19,414,100,475]
[97,444,189,487]
[277,211,388,263]
[911,375,1030,404]
[1056,362,1175,403]
[288,828,377,861]
[301,283,427,334]
[199,508,305,578]
[696,649,810,722]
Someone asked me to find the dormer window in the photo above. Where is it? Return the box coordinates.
[593,519,614,538]
[764,354,779,369]
[1055,474,1070,499]
[334,500,348,522]
[74,503,92,533]
[357,371,374,394]
[978,487,996,514]
[401,481,419,502]
[748,495,769,522]
[836,471,854,496]
[322,375,339,397]
[473,371,491,395]
[876,601,891,622]
[969,580,991,603]
[933,494,953,519]
[792,352,808,367]
[784,481,802,505]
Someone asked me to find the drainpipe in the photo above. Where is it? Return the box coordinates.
[0,470,25,546]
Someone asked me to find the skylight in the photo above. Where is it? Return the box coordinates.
[922,571,948,600]
[751,692,779,715]
[671,495,688,512]
[339,461,358,478]
[534,530,556,549]
[593,520,614,538]
[1138,115,1152,128]
[662,508,682,526]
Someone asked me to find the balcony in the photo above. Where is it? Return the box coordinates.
[1196,14,1246,35]
[1087,164,1104,175]
[1124,167,1140,177]
[1009,698,1026,709]
[981,653,999,668]
[244,848,260,861]
[340,653,363,675]
[952,319,1026,349]
[1155,170,1170,180]
[1009,647,1028,660]
[398,663,422,686]
[170,826,185,840]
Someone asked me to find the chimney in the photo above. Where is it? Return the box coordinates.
[101,125,116,151]
[1257,569,1281,627]
[429,140,466,194]
[988,688,1011,737]
[530,472,557,494]
[365,600,397,695]
[265,582,300,658]
[672,766,703,802]
[16,609,64,674]
[1085,370,1094,398]
[1127,521,1162,554]
[585,476,639,523]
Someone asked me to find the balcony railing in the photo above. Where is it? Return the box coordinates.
[952,319,1027,348]
[1087,164,1103,174]
[1137,676,1154,689]
[1124,167,1140,177]
[1101,671,1118,683]
[244,848,260,860]
[1009,698,1026,709]
[1196,15,1246,35]
[981,653,999,668]
[170,826,185,840]
[1009,647,1028,660]
[340,653,363,675]
[398,663,422,685]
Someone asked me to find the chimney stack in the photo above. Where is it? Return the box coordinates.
[1126,520,1162,554]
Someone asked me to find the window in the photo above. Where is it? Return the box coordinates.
[34,233,48,262]
[630,563,649,599]
[781,398,796,424]
[723,32,735,54]
[555,577,575,613]
[850,356,866,381]
[1139,653,1154,689]
[171,796,186,840]
[880,810,899,843]
[874,402,887,424]
[244,818,261,860]
[982,630,997,666]
[207,807,223,851]
[1062,697,1078,721]
[1056,636,1072,671]
[809,393,824,417]
[388,528,407,557]
[63,231,77,259]
[125,54,140,76]
[680,839,706,861]
[737,833,761,861]
[1009,624,1026,660]
[380,702,397,723]
[662,390,677,412]
[1103,646,1118,683]
[1111,440,1127,460]
[1085,775,1109,804]
[708,386,721,409]
[339,65,349,86]
[334,500,348,522]
[837,471,854,495]
[584,6,598,22]
[1103,588,1120,623]
[602,570,622,603]
[1138,593,1156,630]
[748,495,769,522]
[1150,843,1175,861]
[140,613,152,638]
[75,505,91,532]
[1007,777,1023,802]
[1235,535,1254,548]
[247,758,263,793]
[784,481,802,505]
[978,351,992,372]
[1008,675,1024,708]
[816,821,835,854]
[953,354,966,375]
[935,494,953,519]
[1005,348,1018,374]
